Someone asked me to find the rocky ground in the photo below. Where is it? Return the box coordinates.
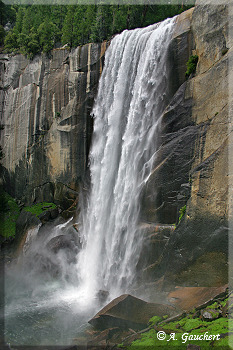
[64,285,231,350]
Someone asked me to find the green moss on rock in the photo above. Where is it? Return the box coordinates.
[23,202,57,217]
[128,329,157,349]
[148,316,162,326]
[0,197,58,239]
[126,294,231,350]
[0,192,20,238]
[206,302,219,309]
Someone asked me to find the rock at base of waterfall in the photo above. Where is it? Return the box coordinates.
[16,211,41,235]
[38,210,51,223]
[167,285,228,311]
[38,207,59,223]
[87,327,119,346]
[96,290,110,304]
[46,234,79,254]
[88,294,177,330]
[200,309,222,321]
[13,211,41,255]
[186,345,201,350]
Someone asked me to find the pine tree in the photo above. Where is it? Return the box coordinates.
[0,25,5,46]
[0,1,16,27]
[111,5,128,35]
[61,6,75,47]
[91,5,112,43]
[14,7,25,34]
[21,7,33,35]
[0,124,7,213]
[4,29,18,53]
[38,20,58,53]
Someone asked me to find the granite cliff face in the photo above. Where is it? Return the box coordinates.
[0,42,107,208]
[140,2,231,288]
[165,2,230,287]
[0,3,231,288]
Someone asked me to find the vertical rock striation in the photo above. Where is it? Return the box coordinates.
[0,43,107,207]
[141,3,231,288]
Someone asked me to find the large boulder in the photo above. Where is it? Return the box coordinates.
[16,210,41,235]
[21,221,81,278]
[46,233,80,255]
[88,294,177,330]
[5,211,42,257]
[15,210,41,241]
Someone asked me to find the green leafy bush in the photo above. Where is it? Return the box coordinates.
[178,205,186,225]
[185,55,198,77]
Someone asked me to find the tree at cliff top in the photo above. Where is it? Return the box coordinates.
[38,21,58,53]
[2,3,192,57]
[0,1,15,27]
[0,124,7,213]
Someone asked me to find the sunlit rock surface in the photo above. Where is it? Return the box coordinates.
[0,42,107,205]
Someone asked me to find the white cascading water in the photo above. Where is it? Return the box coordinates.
[4,17,176,346]
[76,17,176,301]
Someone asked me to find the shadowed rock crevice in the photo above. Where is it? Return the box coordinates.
[140,81,197,224]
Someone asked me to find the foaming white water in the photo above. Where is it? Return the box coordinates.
[76,18,176,301]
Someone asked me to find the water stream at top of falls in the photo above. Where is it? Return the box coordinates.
[4,17,176,346]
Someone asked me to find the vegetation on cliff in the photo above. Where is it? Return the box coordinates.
[0,192,20,238]
[178,204,186,225]
[185,54,199,77]
[120,293,232,350]
[0,2,192,57]
[0,124,7,214]
[0,197,57,239]
[23,202,57,217]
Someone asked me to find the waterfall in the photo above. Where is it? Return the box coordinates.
[76,17,176,301]
[4,17,177,346]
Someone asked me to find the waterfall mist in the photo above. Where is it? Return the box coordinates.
[4,17,176,346]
